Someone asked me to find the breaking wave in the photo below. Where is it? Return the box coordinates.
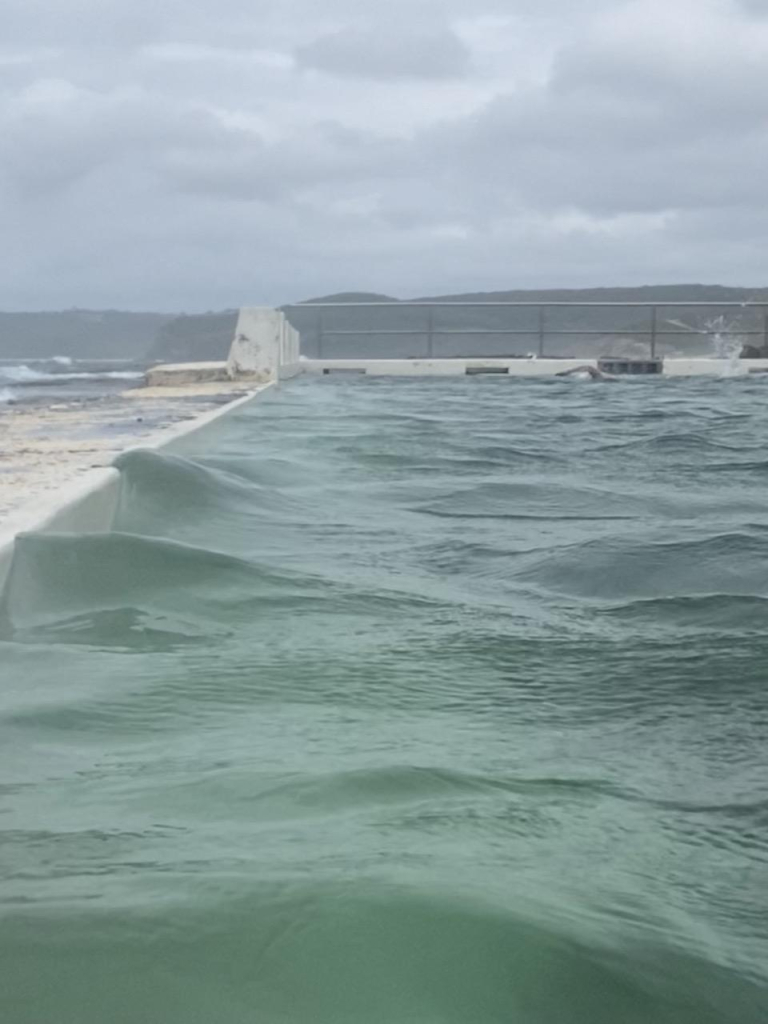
[0,363,143,386]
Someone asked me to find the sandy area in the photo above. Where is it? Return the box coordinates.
[0,382,250,521]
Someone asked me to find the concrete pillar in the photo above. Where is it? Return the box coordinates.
[227,307,284,382]
[227,307,303,381]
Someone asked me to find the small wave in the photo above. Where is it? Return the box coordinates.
[415,481,643,521]
[116,448,284,500]
[448,443,563,467]
[1,881,761,1024]
[113,449,315,548]
[595,432,758,454]
[213,765,505,822]
[0,531,308,636]
[226,766,645,823]
[0,387,16,405]
[702,460,768,473]
[198,454,317,488]
[8,607,229,652]
[412,539,546,582]
[602,593,768,630]
[516,532,768,600]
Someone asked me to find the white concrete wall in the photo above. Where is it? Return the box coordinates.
[277,315,301,379]
[0,384,276,594]
[0,468,122,594]
[303,358,598,377]
[662,358,768,376]
[303,357,768,377]
[227,307,302,382]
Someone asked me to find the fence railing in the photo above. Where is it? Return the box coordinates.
[284,302,768,360]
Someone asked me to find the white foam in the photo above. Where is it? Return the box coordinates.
[0,387,16,404]
[0,364,47,383]
[56,371,144,381]
[0,365,143,385]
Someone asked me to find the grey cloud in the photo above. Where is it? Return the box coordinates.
[411,2,768,219]
[160,121,401,202]
[2,0,768,311]
[1,0,506,50]
[0,0,190,47]
[551,16,768,125]
[295,26,471,80]
[0,83,230,196]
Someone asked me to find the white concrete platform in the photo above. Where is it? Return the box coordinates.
[305,358,594,377]
[663,358,768,376]
[304,357,768,377]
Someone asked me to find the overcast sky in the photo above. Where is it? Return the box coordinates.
[2,0,767,310]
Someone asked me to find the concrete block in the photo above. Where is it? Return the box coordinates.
[227,308,282,381]
[145,362,229,387]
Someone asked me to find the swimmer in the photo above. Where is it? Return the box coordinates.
[555,365,616,381]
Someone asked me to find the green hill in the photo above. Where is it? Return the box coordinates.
[0,310,174,360]
[148,311,239,363]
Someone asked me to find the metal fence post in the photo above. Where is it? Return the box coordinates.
[650,306,658,359]
[538,307,545,357]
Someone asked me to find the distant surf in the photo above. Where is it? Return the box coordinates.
[0,358,145,405]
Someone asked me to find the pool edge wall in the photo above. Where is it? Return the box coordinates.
[0,383,276,595]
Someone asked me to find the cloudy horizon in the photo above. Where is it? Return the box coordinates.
[2,0,767,312]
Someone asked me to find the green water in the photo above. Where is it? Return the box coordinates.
[1,375,767,1022]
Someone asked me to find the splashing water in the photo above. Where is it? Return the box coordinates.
[708,316,747,376]
[0,364,48,384]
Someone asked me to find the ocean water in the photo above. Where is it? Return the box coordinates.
[1,374,767,1023]
[0,358,144,407]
